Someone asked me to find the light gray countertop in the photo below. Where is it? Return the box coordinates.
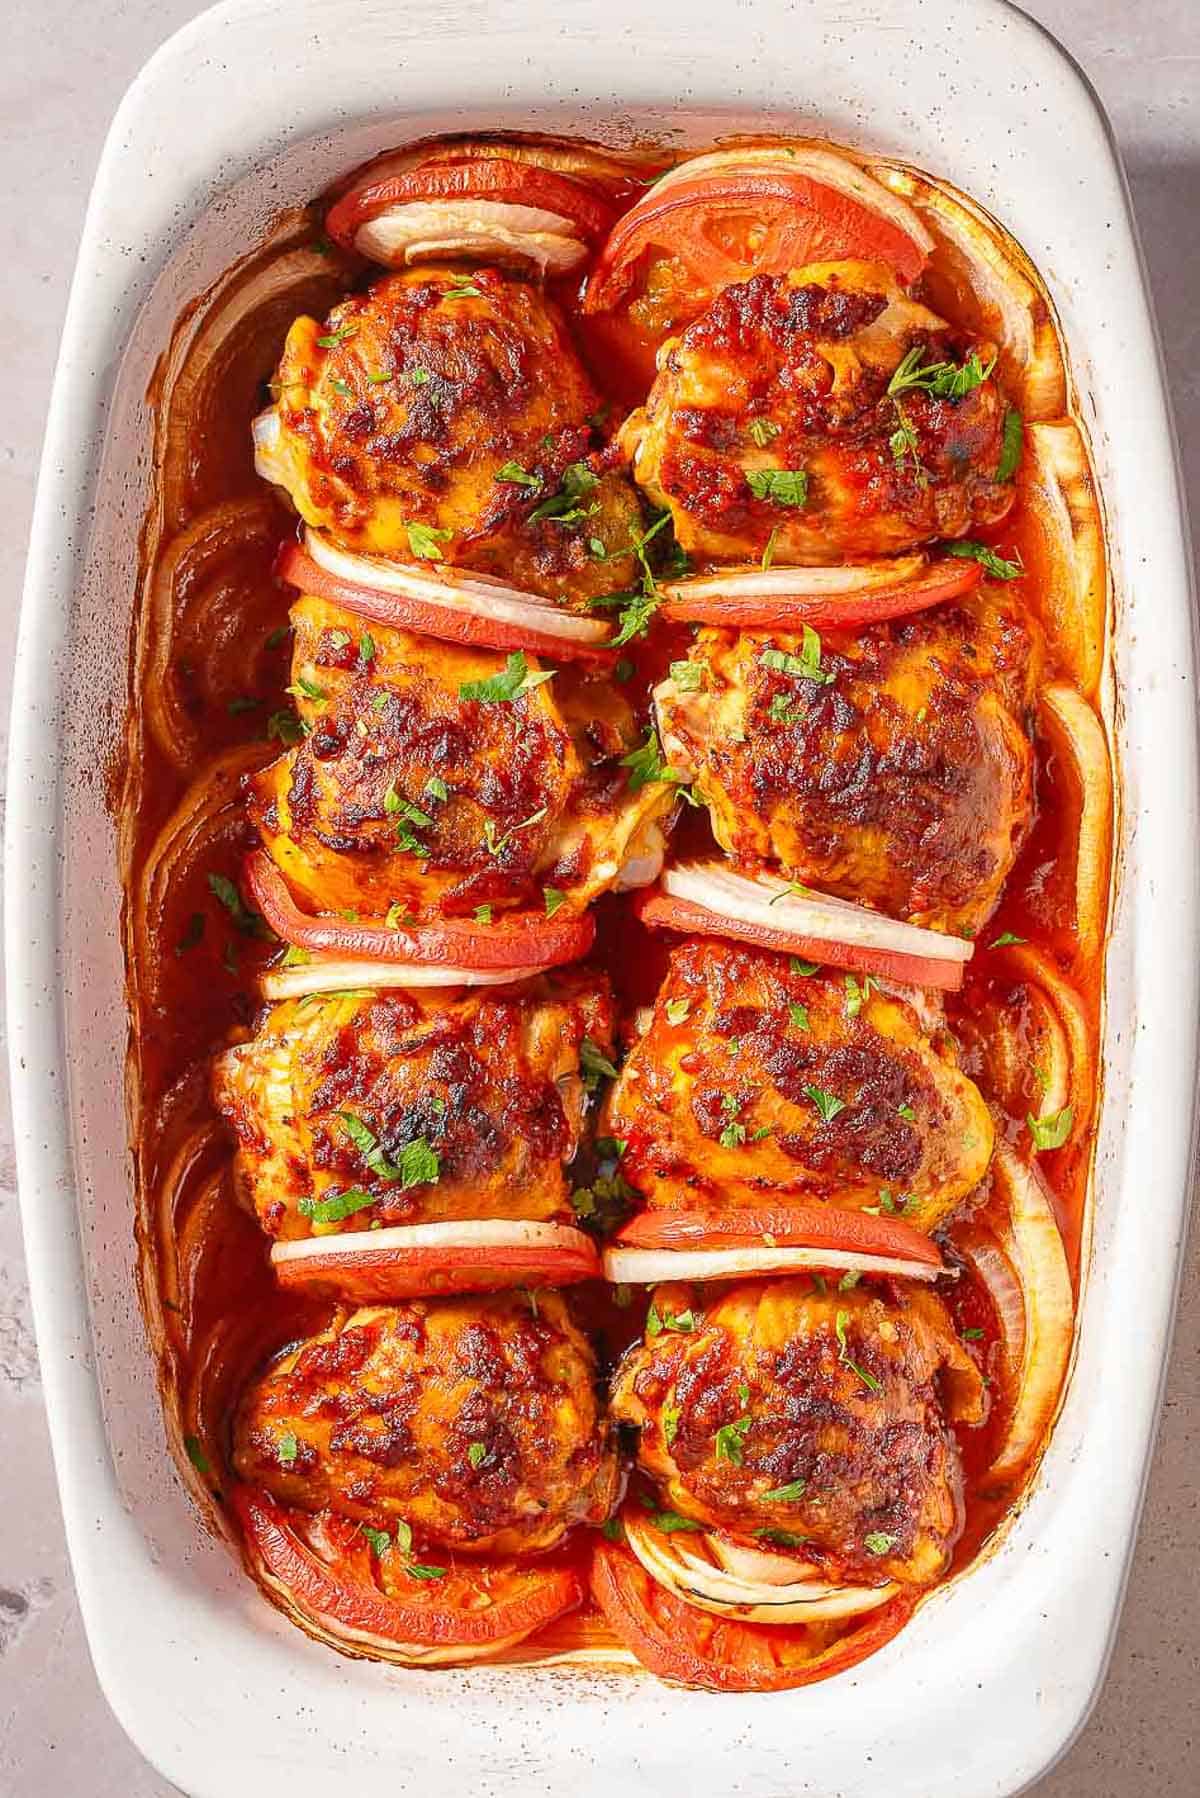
[1,3,1196,1792]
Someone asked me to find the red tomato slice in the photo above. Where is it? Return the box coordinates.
[616,1204,943,1269]
[275,543,614,665]
[587,170,927,314]
[234,1487,584,1664]
[632,890,965,993]
[246,850,595,972]
[590,1538,916,1692]
[327,156,616,251]
[271,1234,602,1302]
[661,558,982,629]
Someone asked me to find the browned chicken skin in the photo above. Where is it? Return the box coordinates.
[255,266,641,601]
[233,1292,619,1555]
[249,595,674,920]
[621,260,1017,564]
[602,940,992,1232]
[656,590,1039,935]
[610,1278,983,1586]
[212,970,614,1240]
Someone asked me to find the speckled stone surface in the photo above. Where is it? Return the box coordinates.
[1,3,1196,1793]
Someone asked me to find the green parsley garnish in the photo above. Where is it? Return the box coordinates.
[997,407,1024,481]
[543,887,567,918]
[580,1037,619,1090]
[206,873,271,939]
[665,997,691,1026]
[836,1308,882,1394]
[760,1478,807,1502]
[962,1327,985,1342]
[360,1525,391,1556]
[459,650,554,704]
[1028,1105,1073,1151]
[887,345,995,401]
[176,912,205,956]
[646,1302,696,1337]
[483,806,547,858]
[669,658,705,692]
[316,325,357,348]
[277,1431,298,1465]
[714,1410,752,1466]
[990,930,1027,948]
[747,417,781,448]
[184,1434,211,1476]
[619,725,694,800]
[804,1085,846,1124]
[298,1187,380,1225]
[760,625,833,686]
[406,520,453,561]
[494,459,540,488]
[443,278,482,299]
[864,1531,896,1556]
[761,525,781,572]
[844,973,875,1018]
[790,957,820,977]
[527,461,600,526]
[746,467,809,507]
[467,1441,487,1469]
[943,539,1022,581]
[474,903,493,925]
[788,1000,809,1031]
[649,1509,703,1534]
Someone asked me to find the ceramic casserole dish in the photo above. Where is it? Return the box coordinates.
[7,1,1197,1794]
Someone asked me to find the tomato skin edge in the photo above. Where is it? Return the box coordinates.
[327,155,617,251]
[660,559,983,629]
[616,1202,942,1268]
[590,1538,917,1692]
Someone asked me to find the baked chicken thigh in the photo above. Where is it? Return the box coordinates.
[234,1291,618,1555]
[213,970,613,1241]
[611,1277,983,1586]
[655,589,1039,936]
[254,266,640,602]
[603,939,992,1233]
[621,260,1018,565]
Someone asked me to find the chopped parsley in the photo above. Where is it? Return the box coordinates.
[746,467,809,507]
[714,1409,752,1466]
[474,903,494,926]
[760,1478,807,1502]
[864,1531,896,1556]
[425,775,449,803]
[483,806,547,857]
[176,912,205,956]
[580,1036,619,1091]
[184,1434,211,1476]
[788,1000,809,1032]
[1028,1105,1073,1151]
[836,1308,882,1395]
[406,520,453,561]
[298,1187,380,1225]
[494,459,540,488]
[962,1326,985,1342]
[761,525,781,572]
[760,625,833,686]
[804,1085,846,1124]
[543,887,567,918]
[527,461,600,526]
[619,725,694,801]
[206,873,271,939]
[887,344,995,401]
[990,930,1027,948]
[844,973,875,1018]
[277,1431,298,1465]
[360,1526,392,1556]
[790,956,820,977]
[329,377,353,399]
[944,539,1022,581]
[337,1111,405,1183]
[316,324,357,348]
[459,650,554,704]
[287,673,327,703]
[443,278,482,299]
[665,996,691,1026]
[648,1508,703,1534]
[754,1527,808,1548]
[646,1302,696,1337]
[747,417,781,448]
[467,1441,487,1469]
[669,658,705,692]
[997,407,1024,481]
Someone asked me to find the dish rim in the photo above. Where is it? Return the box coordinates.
[7,2,1198,1794]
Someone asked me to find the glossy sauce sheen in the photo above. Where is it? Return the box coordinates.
[121,147,1108,1669]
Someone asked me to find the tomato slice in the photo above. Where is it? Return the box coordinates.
[587,169,927,314]
[275,542,614,665]
[632,889,965,993]
[271,1230,602,1302]
[590,1538,916,1692]
[616,1203,943,1269]
[661,558,982,629]
[234,1487,584,1665]
[327,156,616,252]
[246,850,595,972]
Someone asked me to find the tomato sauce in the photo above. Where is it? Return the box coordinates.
[120,145,1111,1674]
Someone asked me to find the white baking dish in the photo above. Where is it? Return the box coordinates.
[7,1,1196,1793]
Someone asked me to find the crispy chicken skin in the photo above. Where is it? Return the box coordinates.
[610,1278,983,1585]
[248,595,674,919]
[233,1292,619,1555]
[602,940,993,1232]
[255,266,640,601]
[656,590,1039,936]
[621,260,1016,564]
[212,971,614,1240]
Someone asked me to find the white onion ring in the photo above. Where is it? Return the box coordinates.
[661,555,925,603]
[663,861,974,967]
[261,955,548,1001]
[302,529,611,646]
[356,200,587,274]
[602,1242,941,1286]
[272,1218,588,1268]
[623,1511,897,1624]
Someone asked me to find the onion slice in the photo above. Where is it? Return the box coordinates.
[954,1144,1074,1489]
[276,532,613,659]
[622,1510,897,1625]
[1038,682,1113,965]
[603,1241,941,1286]
[638,861,972,992]
[261,954,549,1002]
[659,555,981,628]
[271,1219,601,1301]
[245,850,595,973]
